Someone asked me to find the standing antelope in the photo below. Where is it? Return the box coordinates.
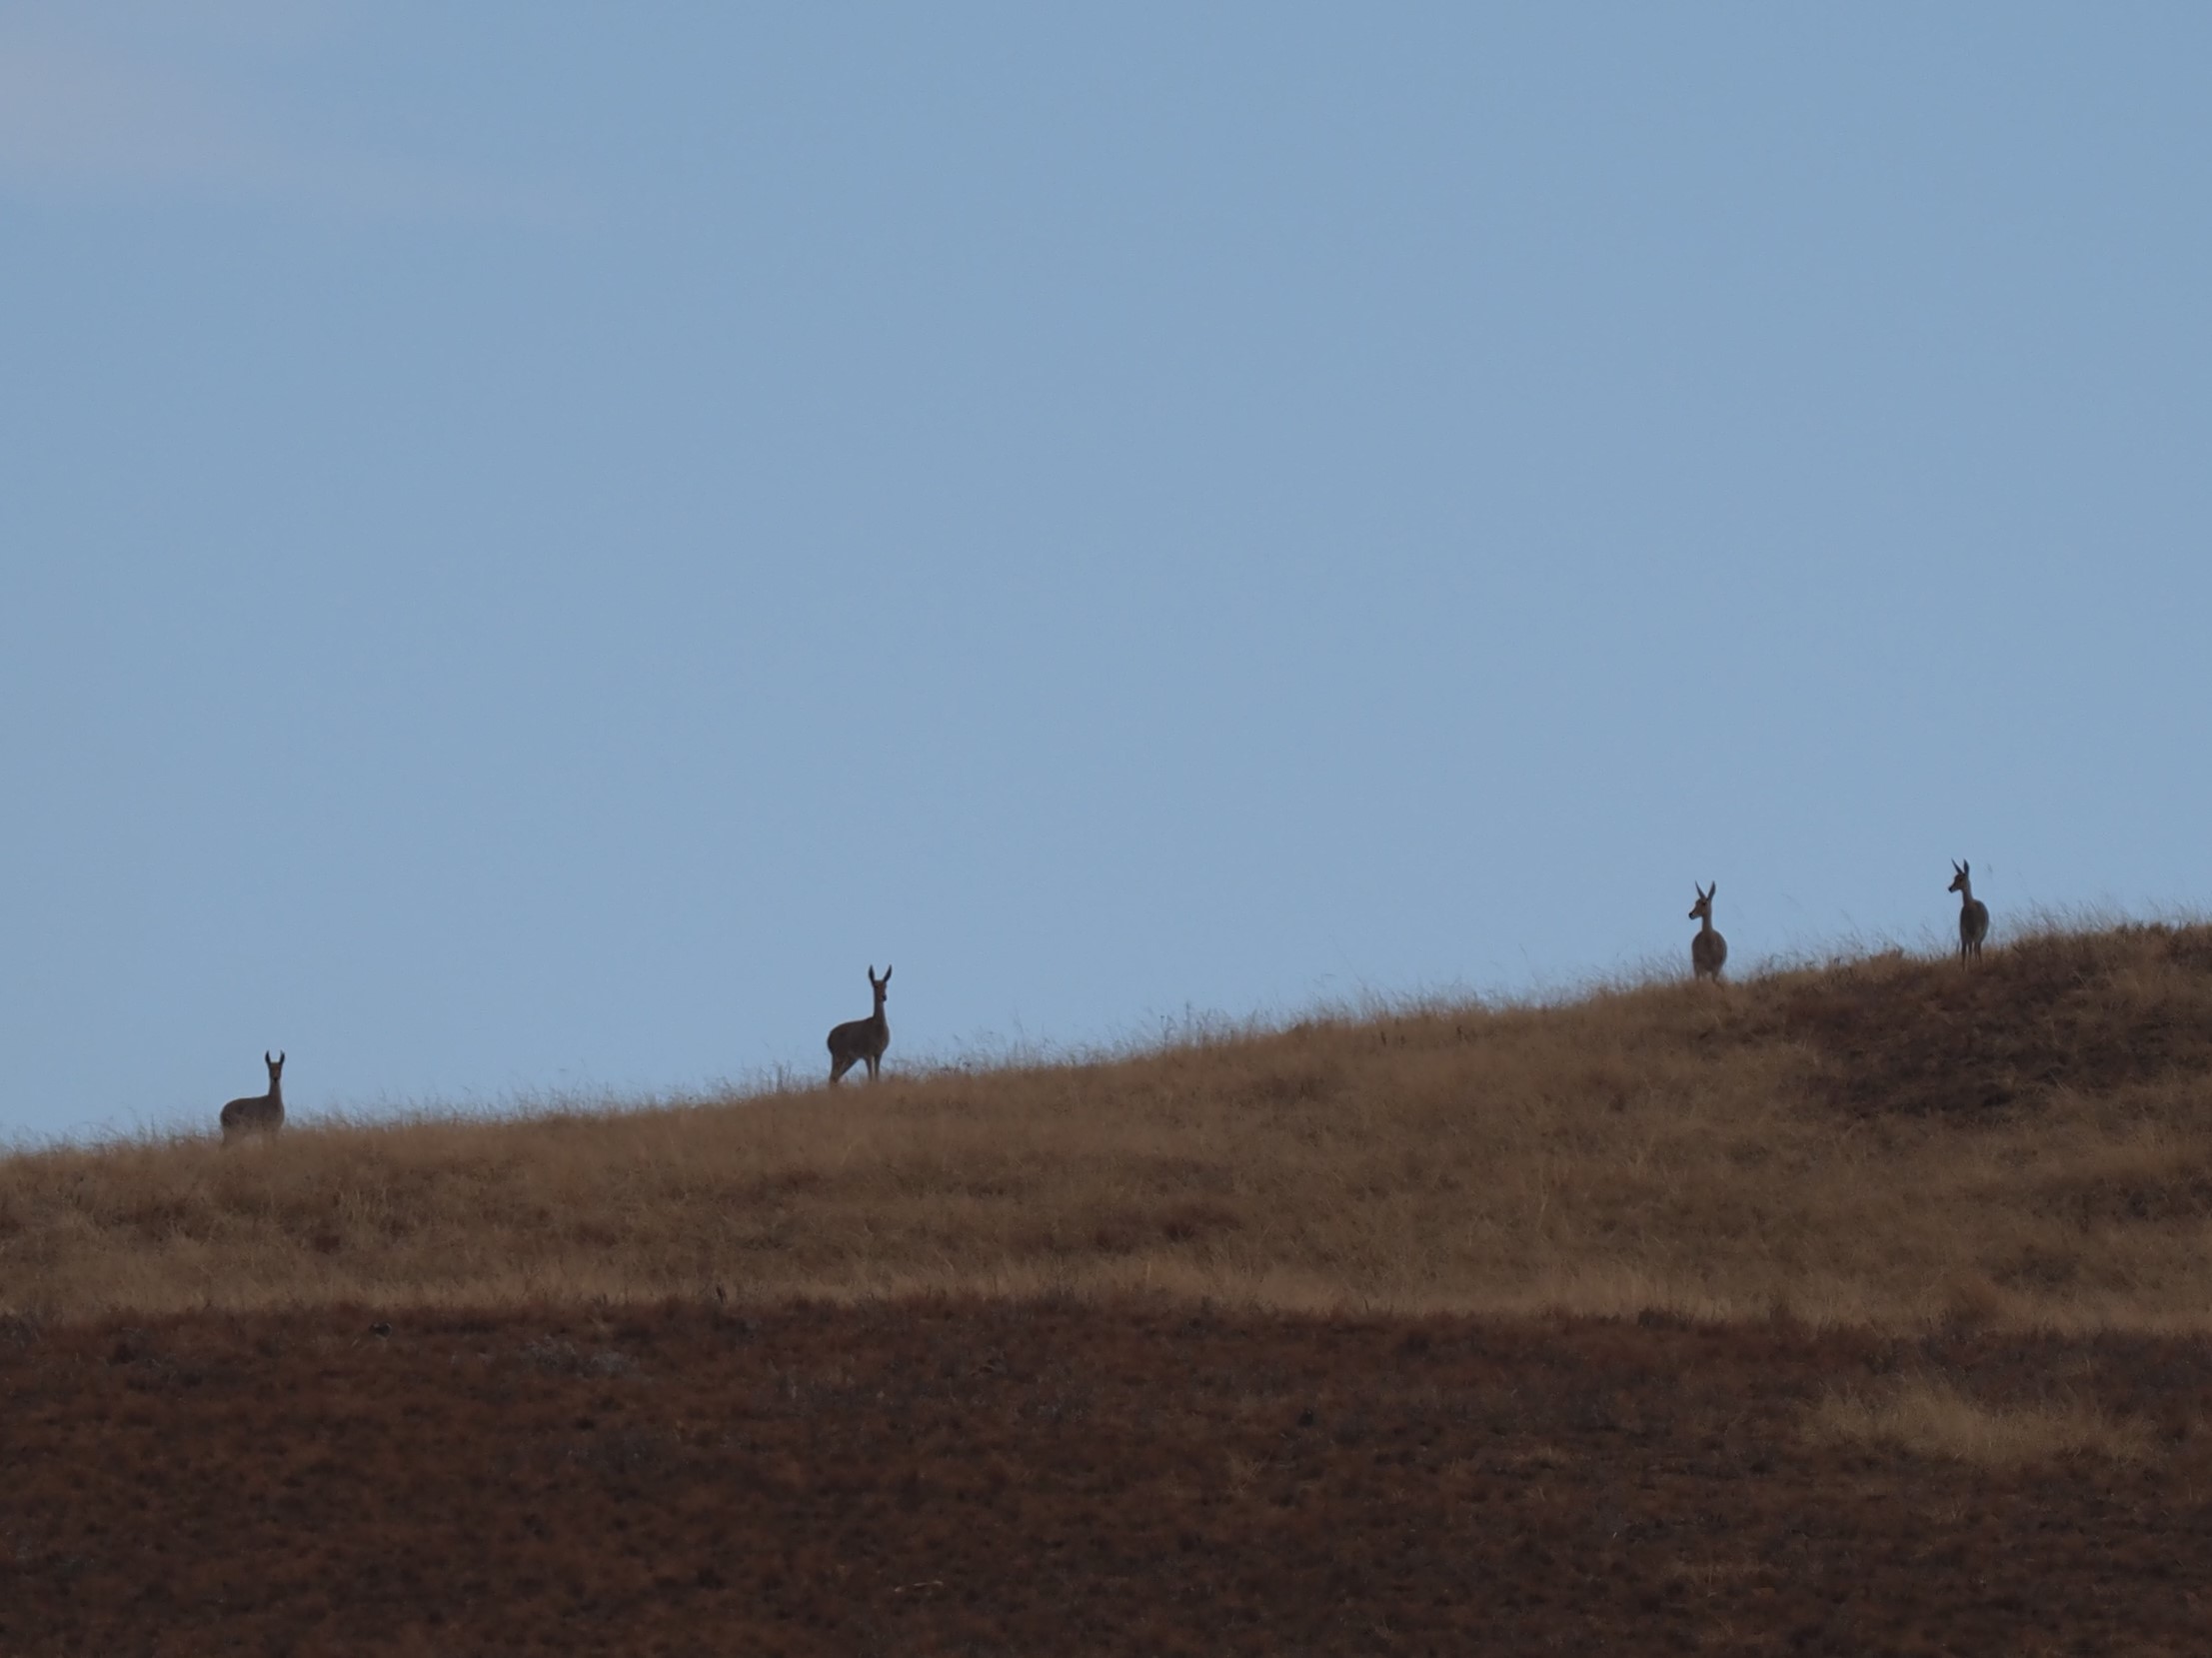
[1688,882,1727,981]
[826,965,891,1084]
[1949,860,1989,964]
[220,1050,286,1143]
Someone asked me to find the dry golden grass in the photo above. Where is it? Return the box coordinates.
[1807,1374,2154,1466]
[7,919,2212,1327]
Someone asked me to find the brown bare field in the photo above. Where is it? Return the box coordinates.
[6,1299,2212,1656]
[8,920,2212,1330]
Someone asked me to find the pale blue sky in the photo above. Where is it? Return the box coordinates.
[4,4,2207,1138]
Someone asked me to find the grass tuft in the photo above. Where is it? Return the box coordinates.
[1807,1373,2154,1466]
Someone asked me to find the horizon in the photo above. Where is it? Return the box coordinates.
[6,904,2200,1150]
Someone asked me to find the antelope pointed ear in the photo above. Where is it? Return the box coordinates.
[265,1050,274,1066]
[883,964,892,981]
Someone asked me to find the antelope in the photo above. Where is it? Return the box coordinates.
[1688,882,1727,981]
[1949,860,1989,964]
[826,965,891,1084]
[220,1050,286,1143]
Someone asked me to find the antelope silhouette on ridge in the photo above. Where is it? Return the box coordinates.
[1688,883,1727,981]
[1949,860,1989,964]
[220,1050,286,1143]
[827,965,891,1084]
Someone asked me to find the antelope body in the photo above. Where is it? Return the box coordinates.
[220,1050,286,1143]
[826,965,891,1084]
[1949,860,1989,963]
[1688,883,1727,981]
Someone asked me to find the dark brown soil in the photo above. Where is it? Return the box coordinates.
[1774,922,2212,1118]
[5,1301,2210,1656]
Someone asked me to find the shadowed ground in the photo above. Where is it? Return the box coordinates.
[4,1300,2209,1656]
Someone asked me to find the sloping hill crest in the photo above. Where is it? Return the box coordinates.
[6,921,2212,1331]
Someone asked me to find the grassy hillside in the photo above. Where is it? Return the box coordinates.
[7,920,2212,1329]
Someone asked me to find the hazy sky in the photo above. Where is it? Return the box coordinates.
[5,4,2208,1138]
